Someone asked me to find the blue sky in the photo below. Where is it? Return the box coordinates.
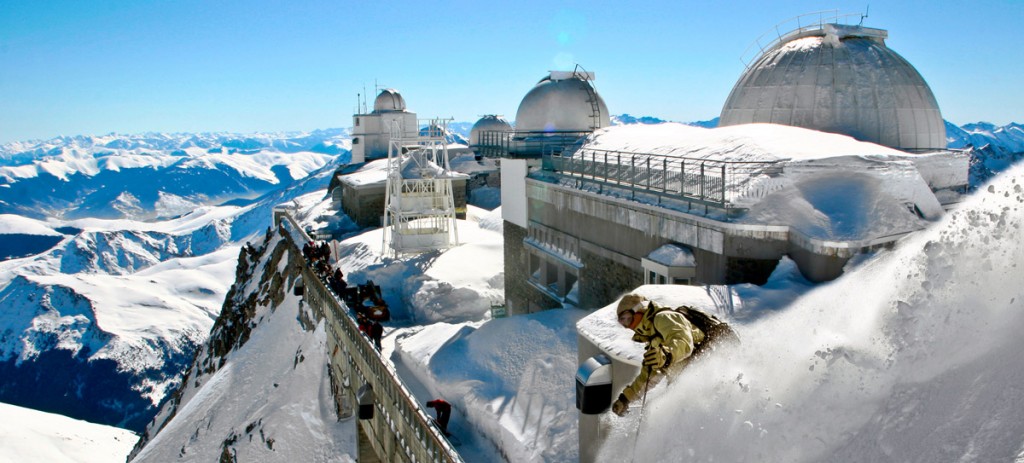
[1,0,1022,144]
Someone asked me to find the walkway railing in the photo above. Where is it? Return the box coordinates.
[739,10,868,68]
[474,130,591,159]
[548,148,784,212]
[277,212,464,463]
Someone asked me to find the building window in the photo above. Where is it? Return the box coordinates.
[353,137,360,145]
[355,117,360,126]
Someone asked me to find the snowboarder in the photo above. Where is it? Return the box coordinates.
[611,293,737,417]
[426,399,452,435]
[370,320,383,351]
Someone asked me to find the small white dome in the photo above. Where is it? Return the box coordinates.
[469,115,513,146]
[515,73,610,133]
[373,88,406,113]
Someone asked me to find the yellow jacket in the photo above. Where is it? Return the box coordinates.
[621,302,705,402]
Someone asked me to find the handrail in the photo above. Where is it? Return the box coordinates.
[739,10,867,68]
[278,215,464,463]
[473,130,592,159]
[548,147,785,211]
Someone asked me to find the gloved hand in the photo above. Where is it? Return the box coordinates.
[643,345,672,370]
[611,394,629,416]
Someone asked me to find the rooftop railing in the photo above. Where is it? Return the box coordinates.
[739,10,868,68]
[547,147,785,213]
[473,130,591,159]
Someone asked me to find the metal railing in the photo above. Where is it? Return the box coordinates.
[278,214,464,463]
[548,148,784,212]
[474,130,591,159]
[739,10,868,68]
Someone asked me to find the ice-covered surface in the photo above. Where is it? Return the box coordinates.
[596,162,1024,462]
[0,402,137,463]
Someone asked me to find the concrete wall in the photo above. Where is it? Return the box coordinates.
[504,220,562,316]
[579,248,643,310]
[520,180,794,310]
[341,184,387,228]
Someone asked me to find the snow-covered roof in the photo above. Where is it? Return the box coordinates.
[568,122,964,243]
[339,153,470,188]
[645,244,696,267]
[582,123,910,162]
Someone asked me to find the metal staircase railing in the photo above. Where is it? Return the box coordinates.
[572,64,603,131]
[739,10,867,68]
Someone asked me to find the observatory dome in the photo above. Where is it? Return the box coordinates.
[469,115,513,146]
[373,88,407,113]
[720,24,945,151]
[515,72,610,133]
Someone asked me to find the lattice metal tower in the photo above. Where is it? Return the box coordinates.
[381,118,460,256]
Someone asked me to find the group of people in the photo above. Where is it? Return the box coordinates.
[300,238,457,440]
[303,240,334,276]
[301,239,391,352]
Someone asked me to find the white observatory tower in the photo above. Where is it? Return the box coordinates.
[352,88,418,163]
[381,118,460,256]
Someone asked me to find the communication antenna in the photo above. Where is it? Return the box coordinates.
[860,5,870,25]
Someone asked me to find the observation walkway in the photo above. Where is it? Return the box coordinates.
[274,209,464,463]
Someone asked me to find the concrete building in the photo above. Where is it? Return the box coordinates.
[497,22,963,317]
[351,88,418,163]
[564,18,965,462]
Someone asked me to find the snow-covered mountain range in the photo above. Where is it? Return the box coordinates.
[1,117,1023,460]
[0,131,347,433]
[0,130,349,221]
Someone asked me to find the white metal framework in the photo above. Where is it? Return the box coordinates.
[382,118,460,256]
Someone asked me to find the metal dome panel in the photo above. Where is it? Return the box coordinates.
[469,115,513,146]
[373,88,406,113]
[720,25,945,151]
[514,75,610,132]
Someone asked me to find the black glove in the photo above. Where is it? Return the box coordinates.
[611,393,629,416]
[643,345,672,370]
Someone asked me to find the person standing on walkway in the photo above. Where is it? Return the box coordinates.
[370,320,383,351]
[426,399,452,435]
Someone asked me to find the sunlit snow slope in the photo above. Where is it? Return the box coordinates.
[600,162,1024,462]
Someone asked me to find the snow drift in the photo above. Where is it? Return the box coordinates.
[598,160,1024,462]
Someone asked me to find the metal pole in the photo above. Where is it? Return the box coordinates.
[721,164,727,206]
[700,162,705,201]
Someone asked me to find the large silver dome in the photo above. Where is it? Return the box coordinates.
[373,88,406,113]
[720,24,945,151]
[515,72,610,132]
[469,115,513,146]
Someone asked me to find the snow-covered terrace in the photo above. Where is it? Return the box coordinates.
[546,123,967,216]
